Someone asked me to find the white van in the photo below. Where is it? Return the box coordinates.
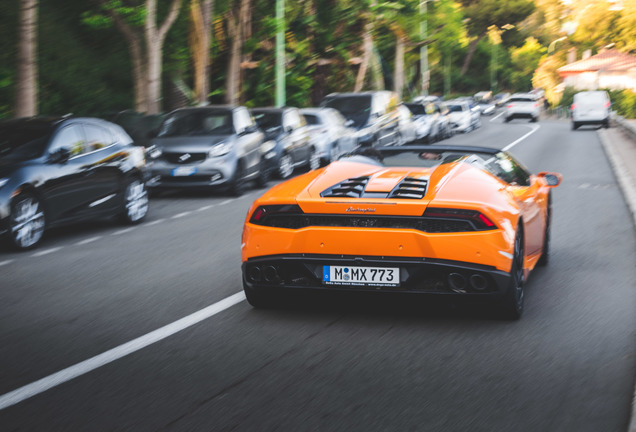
[571,91,611,130]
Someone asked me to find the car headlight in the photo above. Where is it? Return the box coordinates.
[208,141,232,157]
[0,178,8,189]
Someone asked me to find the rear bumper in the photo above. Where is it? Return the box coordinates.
[242,254,511,296]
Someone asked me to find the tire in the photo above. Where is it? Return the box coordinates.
[537,194,552,267]
[531,116,538,123]
[328,143,339,165]
[120,178,148,224]
[228,161,247,196]
[255,158,270,189]
[504,117,510,123]
[308,147,321,171]
[572,122,578,130]
[277,153,294,179]
[603,120,610,129]
[500,228,525,320]
[9,193,46,250]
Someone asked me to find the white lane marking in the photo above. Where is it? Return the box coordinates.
[145,219,165,227]
[219,199,235,206]
[197,205,214,212]
[75,236,102,246]
[0,291,246,411]
[171,212,191,220]
[31,247,63,258]
[0,260,14,267]
[502,124,540,152]
[112,227,135,236]
[490,111,505,122]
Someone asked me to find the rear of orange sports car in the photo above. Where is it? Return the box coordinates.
[241,147,556,317]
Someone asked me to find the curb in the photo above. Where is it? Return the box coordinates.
[597,124,636,432]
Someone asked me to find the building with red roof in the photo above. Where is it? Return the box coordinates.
[557,49,636,91]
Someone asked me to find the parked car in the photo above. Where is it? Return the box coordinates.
[251,107,319,179]
[241,144,562,319]
[474,91,496,116]
[494,92,511,107]
[446,100,476,133]
[300,107,357,165]
[504,93,540,123]
[396,104,418,144]
[147,106,268,195]
[321,91,400,147]
[571,90,611,130]
[0,116,149,250]
[405,101,443,143]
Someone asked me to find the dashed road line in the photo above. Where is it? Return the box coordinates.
[171,212,191,219]
[31,247,63,258]
[112,227,136,236]
[197,205,214,212]
[75,236,102,246]
[145,219,165,227]
[0,260,14,267]
[490,111,505,122]
[502,124,540,151]
[0,291,246,411]
[219,199,235,206]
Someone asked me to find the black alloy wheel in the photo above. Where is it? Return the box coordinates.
[500,228,525,320]
[277,153,294,179]
[120,178,149,224]
[255,158,270,189]
[228,161,247,196]
[10,193,46,250]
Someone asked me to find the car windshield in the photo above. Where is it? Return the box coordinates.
[405,104,426,115]
[252,112,283,130]
[0,121,52,161]
[323,95,372,128]
[303,114,320,126]
[157,110,233,137]
[509,97,534,103]
[447,104,463,113]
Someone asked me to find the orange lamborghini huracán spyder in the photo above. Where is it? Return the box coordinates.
[241,145,561,319]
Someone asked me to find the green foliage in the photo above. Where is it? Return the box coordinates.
[608,89,636,119]
[510,37,546,91]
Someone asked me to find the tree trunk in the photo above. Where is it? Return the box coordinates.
[15,0,38,118]
[225,0,249,105]
[145,0,183,114]
[190,0,214,105]
[460,34,485,76]
[393,35,405,99]
[354,21,373,92]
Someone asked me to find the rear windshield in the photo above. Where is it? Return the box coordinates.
[322,95,372,128]
[0,120,53,161]
[158,110,233,137]
[447,104,464,113]
[405,103,426,115]
[302,114,320,125]
[252,111,283,130]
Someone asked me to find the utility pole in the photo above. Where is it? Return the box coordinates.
[419,0,429,96]
[275,0,285,107]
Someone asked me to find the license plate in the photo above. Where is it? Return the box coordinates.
[323,266,399,287]
[171,166,197,176]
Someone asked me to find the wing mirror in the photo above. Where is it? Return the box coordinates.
[49,147,71,164]
[537,172,562,187]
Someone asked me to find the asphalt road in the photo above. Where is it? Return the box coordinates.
[0,114,634,431]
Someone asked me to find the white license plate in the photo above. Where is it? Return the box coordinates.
[323,266,399,287]
[171,166,197,176]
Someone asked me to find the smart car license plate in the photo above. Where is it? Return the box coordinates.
[171,166,197,176]
[323,266,399,287]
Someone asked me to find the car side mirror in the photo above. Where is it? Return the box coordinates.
[537,172,562,187]
[49,147,71,164]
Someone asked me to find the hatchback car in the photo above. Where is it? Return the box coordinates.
[251,107,318,179]
[504,93,540,123]
[321,91,400,147]
[571,91,611,130]
[446,101,476,133]
[300,107,357,165]
[147,106,267,195]
[0,116,149,250]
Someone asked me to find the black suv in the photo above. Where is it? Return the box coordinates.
[321,91,401,147]
[0,116,149,250]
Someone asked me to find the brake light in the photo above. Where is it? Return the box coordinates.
[604,101,611,108]
[507,104,514,108]
[249,204,304,225]
[423,207,497,230]
[570,104,576,110]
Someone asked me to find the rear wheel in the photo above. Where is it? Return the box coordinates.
[228,161,247,196]
[277,153,294,179]
[10,193,45,250]
[500,228,525,320]
[255,158,270,189]
[572,122,579,130]
[603,120,610,129]
[120,178,148,224]
[308,147,321,171]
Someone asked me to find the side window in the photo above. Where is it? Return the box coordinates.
[83,124,113,153]
[486,153,531,186]
[49,125,85,157]
[233,108,253,134]
[283,110,301,130]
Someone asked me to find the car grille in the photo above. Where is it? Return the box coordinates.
[261,214,475,232]
[388,177,428,199]
[162,152,207,164]
[321,176,370,198]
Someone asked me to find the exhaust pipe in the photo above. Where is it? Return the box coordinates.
[469,274,488,291]
[263,265,280,283]
[448,273,467,292]
[247,265,262,282]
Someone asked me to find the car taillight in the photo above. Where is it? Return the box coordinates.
[507,104,514,108]
[423,207,497,230]
[570,104,576,110]
[604,101,611,108]
[249,204,304,225]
